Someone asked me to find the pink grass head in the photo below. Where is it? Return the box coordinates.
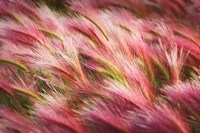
[128,105,190,133]
[165,80,200,117]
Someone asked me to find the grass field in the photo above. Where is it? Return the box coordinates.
[0,0,199,132]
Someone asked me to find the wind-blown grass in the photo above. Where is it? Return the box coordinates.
[0,0,200,133]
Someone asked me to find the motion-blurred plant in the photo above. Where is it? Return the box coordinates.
[0,0,200,133]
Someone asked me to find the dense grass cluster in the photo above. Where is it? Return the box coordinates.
[0,0,200,133]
